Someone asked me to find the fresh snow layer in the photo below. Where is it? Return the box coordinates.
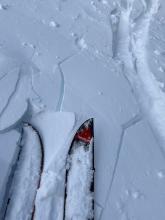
[65,140,94,220]
[5,125,42,220]
[30,111,76,220]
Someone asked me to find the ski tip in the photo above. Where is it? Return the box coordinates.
[75,118,94,144]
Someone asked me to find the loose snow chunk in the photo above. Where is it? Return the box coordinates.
[76,38,88,50]
[49,21,60,28]
[31,111,76,170]
[5,126,42,220]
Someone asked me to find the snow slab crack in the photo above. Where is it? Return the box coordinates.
[99,114,142,220]
[122,114,142,130]
[56,53,77,111]
[0,69,21,119]
[95,201,103,209]
[99,129,124,220]
[55,65,65,112]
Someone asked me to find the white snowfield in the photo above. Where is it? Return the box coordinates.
[0,0,165,219]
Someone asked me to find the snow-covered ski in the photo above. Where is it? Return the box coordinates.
[64,118,94,220]
[1,116,94,220]
[2,124,44,220]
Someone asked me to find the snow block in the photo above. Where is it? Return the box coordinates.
[61,52,140,126]
[30,111,76,220]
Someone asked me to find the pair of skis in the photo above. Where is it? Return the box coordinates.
[2,119,94,220]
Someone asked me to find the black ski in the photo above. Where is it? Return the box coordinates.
[63,118,94,220]
[2,124,44,220]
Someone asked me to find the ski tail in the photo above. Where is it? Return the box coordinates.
[63,118,94,220]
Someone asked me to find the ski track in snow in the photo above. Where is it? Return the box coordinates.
[129,0,165,145]
[100,0,165,218]
[112,0,165,149]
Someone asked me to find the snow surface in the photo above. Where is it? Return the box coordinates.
[0,0,165,219]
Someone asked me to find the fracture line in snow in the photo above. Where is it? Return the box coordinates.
[99,114,142,220]
[99,129,124,220]
[95,201,103,209]
[30,69,43,103]
[56,53,77,111]
[56,65,65,112]
[0,67,22,82]
[0,69,21,119]
[122,113,142,129]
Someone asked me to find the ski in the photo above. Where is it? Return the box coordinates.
[63,118,94,220]
[2,124,44,220]
[1,117,94,220]
[0,128,24,220]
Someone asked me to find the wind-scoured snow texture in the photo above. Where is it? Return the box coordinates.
[5,125,42,220]
[65,140,94,220]
[30,111,76,220]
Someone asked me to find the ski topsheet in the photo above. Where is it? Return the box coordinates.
[64,118,94,220]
